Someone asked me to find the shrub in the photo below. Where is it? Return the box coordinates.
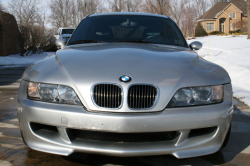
[229,29,241,33]
[195,22,208,37]
[234,33,241,36]
[217,33,224,36]
[209,31,221,35]
[43,44,57,52]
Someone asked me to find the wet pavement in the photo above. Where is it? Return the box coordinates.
[1,68,250,166]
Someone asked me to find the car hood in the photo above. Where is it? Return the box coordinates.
[23,43,231,112]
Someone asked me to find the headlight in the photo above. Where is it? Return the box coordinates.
[27,82,82,105]
[167,85,223,107]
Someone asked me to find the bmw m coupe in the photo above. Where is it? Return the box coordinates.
[17,12,233,159]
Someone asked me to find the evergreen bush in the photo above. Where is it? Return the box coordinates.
[195,22,208,37]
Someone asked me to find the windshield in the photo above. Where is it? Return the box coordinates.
[62,29,75,34]
[68,15,188,47]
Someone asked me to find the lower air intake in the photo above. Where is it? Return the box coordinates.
[70,129,177,143]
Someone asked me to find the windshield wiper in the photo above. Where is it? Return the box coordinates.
[68,40,104,45]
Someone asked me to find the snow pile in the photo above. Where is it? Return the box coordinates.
[0,52,55,69]
[188,35,250,106]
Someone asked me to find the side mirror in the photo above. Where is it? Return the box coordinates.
[189,41,202,51]
[55,39,67,48]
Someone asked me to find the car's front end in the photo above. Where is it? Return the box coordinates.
[17,83,233,158]
[17,13,233,159]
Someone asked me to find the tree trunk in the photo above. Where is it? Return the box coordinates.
[248,0,250,39]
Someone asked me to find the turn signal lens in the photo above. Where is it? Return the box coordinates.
[28,82,40,99]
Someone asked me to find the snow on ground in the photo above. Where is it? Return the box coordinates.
[0,52,55,69]
[188,35,250,106]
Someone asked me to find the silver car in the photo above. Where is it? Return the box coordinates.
[17,12,233,159]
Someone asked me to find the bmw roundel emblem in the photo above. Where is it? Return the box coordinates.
[120,75,132,82]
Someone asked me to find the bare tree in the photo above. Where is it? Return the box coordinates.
[49,0,75,28]
[235,20,248,32]
[8,0,39,54]
[49,0,102,28]
[108,0,126,12]
[143,0,170,16]
[209,0,230,7]
[180,3,197,38]
[195,0,209,18]
[97,0,109,13]
[75,0,89,23]
[108,0,142,12]
[75,0,103,24]
[169,0,188,26]
[8,0,49,55]
[33,9,52,48]
[180,0,208,37]
[125,0,142,12]
[8,0,39,26]
[248,0,250,39]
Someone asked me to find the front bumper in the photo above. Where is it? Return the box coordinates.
[17,81,233,159]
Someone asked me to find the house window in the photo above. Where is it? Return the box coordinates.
[230,13,236,19]
[207,23,214,31]
[230,23,236,30]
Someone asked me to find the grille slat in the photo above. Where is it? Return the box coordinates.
[133,86,135,108]
[146,86,149,108]
[93,84,122,108]
[150,86,152,106]
[128,85,158,109]
[138,86,141,108]
[112,85,114,108]
[98,85,101,106]
[144,86,147,108]
[114,85,117,107]
[100,84,103,106]
[109,84,111,107]
[118,85,121,106]
[104,85,106,107]
[71,129,177,143]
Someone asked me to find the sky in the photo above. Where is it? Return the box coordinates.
[2,0,10,6]
[2,0,48,7]
[1,0,53,28]
[1,0,50,15]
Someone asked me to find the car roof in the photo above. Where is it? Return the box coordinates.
[88,12,170,19]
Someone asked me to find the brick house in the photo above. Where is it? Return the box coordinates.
[197,0,247,34]
[0,11,20,56]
